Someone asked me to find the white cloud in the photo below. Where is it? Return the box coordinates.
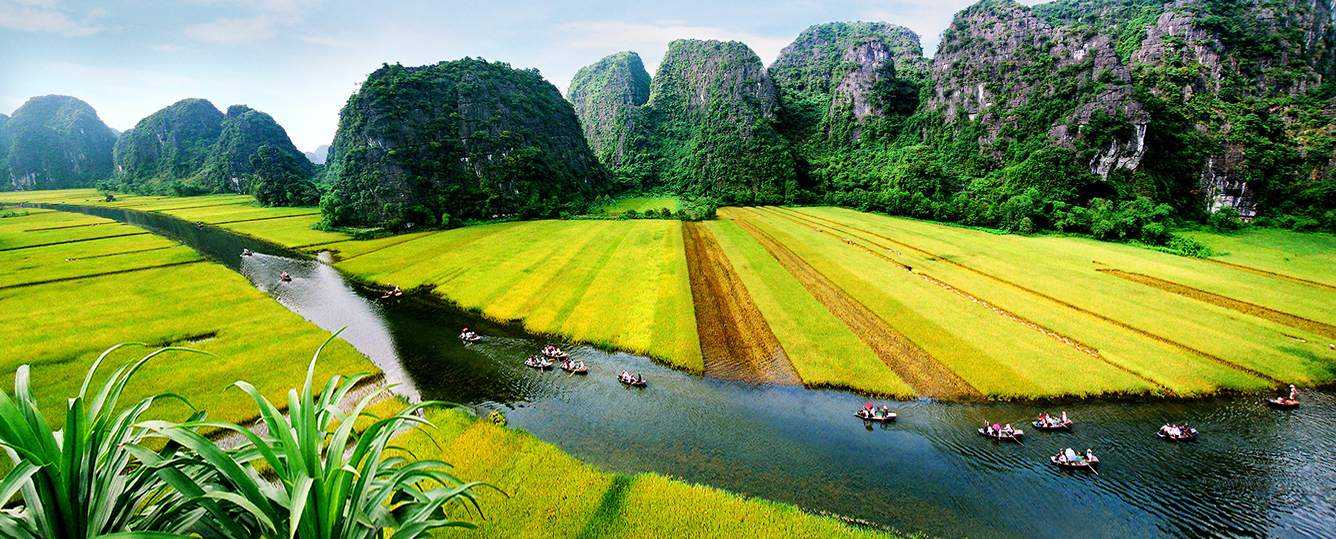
[299,34,351,48]
[557,20,793,75]
[184,16,277,44]
[152,43,184,53]
[0,1,103,37]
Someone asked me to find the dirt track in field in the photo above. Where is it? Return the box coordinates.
[778,207,1284,385]
[729,211,980,399]
[1098,268,1336,339]
[682,222,800,385]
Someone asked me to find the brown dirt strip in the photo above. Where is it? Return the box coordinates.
[1200,258,1336,292]
[730,210,979,399]
[0,259,205,290]
[683,222,800,385]
[779,207,1284,385]
[22,221,116,232]
[1098,268,1336,340]
[754,207,1174,393]
[65,245,177,261]
[205,212,321,225]
[0,232,151,252]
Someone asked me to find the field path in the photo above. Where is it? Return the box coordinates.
[683,222,800,385]
[1098,269,1336,339]
[782,207,1286,385]
[729,211,980,399]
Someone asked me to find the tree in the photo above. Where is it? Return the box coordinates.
[250,145,319,207]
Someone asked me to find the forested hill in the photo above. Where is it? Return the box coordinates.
[569,40,798,204]
[570,0,1336,236]
[0,95,116,191]
[111,99,312,197]
[321,58,609,229]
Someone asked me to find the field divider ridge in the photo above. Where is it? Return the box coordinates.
[0,259,206,290]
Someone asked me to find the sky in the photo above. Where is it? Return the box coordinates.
[1,0,1039,152]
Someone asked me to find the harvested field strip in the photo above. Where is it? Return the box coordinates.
[22,221,116,232]
[683,222,799,385]
[66,245,177,261]
[731,210,979,399]
[757,207,1174,393]
[0,259,205,290]
[1098,269,1336,340]
[0,231,149,252]
[205,212,321,225]
[783,207,1286,385]
[1201,258,1336,292]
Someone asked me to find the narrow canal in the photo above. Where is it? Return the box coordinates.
[49,203,1336,538]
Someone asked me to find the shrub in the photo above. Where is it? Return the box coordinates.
[1208,207,1244,231]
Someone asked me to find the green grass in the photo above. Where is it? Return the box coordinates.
[392,406,889,538]
[594,196,681,216]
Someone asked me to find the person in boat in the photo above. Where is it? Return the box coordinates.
[242,248,253,257]
[1085,448,1095,462]
[1002,423,1014,436]
[1060,411,1068,423]
[1288,384,1298,401]
[1038,412,1050,425]
[991,423,1002,436]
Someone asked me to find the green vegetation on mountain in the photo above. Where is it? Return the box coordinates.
[250,144,320,206]
[111,98,224,191]
[0,95,116,191]
[321,58,609,229]
[109,99,315,203]
[198,105,313,194]
[567,51,651,183]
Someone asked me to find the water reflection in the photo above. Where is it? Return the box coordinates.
[45,203,1336,538]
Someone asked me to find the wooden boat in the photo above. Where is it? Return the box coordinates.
[1156,425,1198,442]
[1050,450,1099,471]
[279,271,292,282]
[618,374,647,387]
[855,409,897,422]
[1032,417,1073,431]
[560,360,588,375]
[459,332,481,343]
[242,248,253,257]
[1266,397,1300,409]
[978,426,1023,442]
[541,346,569,360]
[524,356,553,370]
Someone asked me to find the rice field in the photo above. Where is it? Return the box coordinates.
[721,207,1334,398]
[3,189,1331,400]
[0,207,376,426]
[336,219,703,370]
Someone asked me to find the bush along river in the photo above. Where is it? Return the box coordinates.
[45,204,1336,538]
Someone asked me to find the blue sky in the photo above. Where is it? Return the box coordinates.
[1,0,1026,151]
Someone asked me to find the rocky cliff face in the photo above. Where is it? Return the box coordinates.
[566,51,650,172]
[198,105,312,193]
[304,144,329,165]
[929,0,1148,178]
[113,98,224,188]
[0,95,116,190]
[770,22,926,150]
[323,58,608,228]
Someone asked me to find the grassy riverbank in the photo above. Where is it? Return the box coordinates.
[3,189,1331,400]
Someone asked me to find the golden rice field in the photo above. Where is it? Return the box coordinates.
[3,189,1332,400]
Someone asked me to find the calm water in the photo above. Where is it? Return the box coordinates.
[50,204,1336,538]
